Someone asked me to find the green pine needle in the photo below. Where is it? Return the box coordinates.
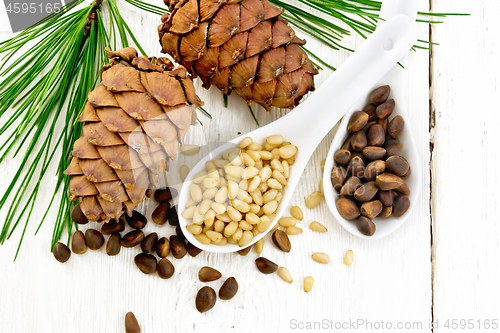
[0,0,150,259]
[0,0,469,259]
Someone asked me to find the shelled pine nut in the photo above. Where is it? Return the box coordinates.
[304,276,314,292]
[278,267,293,283]
[310,221,328,233]
[182,135,297,247]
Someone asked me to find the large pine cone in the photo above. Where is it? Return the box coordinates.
[158,0,318,110]
[64,47,202,222]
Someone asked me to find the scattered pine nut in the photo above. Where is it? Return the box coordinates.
[286,226,303,235]
[180,164,190,181]
[305,191,323,208]
[278,267,293,284]
[290,206,303,220]
[304,276,314,292]
[343,250,354,266]
[255,238,264,254]
[310,221,328,233]
[311,252,330,264]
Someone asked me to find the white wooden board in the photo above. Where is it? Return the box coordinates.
[0,0,495,332]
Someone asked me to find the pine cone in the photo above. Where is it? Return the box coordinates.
[64,47,202,222]
[158,0,318,111]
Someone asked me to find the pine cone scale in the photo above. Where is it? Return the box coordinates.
[159,0,317,110]
[66,47,202,222]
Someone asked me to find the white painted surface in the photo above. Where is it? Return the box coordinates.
[0,0,496,332]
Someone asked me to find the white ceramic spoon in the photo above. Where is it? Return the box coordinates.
[323,0,422,239]
[178,14,419,253]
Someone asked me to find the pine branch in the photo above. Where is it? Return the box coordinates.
[0,0,150,259]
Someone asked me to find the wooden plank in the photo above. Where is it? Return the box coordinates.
[0,1,432,332]
[430,0,500,330]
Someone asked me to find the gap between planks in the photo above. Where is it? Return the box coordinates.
[428,0,436,331]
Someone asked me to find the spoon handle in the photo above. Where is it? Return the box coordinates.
[261,14,418,160]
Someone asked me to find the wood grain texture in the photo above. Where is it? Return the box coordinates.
[0,0,448,332]
[431,0,500,330]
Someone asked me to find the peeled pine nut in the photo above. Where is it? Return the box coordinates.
[214,237,227,246]
[242,153,255,167]
[217,211,231,221]
[185,199,196,209]
[304,276,314,292]
[320,159,326,172]
[259,166,272,182]
[263,200,278,215]
[192,208,204,225]
[199,199,212,215]
[290,206,303,220]
[242,166,259,179]
[343,250,354,266]
[255,238,264,254]
[267,178,283,190]
[310,221,328,233]
[179,144,200,155]
[249,190,263,206]
[232,228,243,241]
[239,137,253,149]
[286,226,303,235]
[270,159,284,172]
[278,145,298,159]
[247,142,263,151]
[192,171,207,184]
[258,151,273,160]
[195,234,211,245]
[305,191,323,208]
[262,189,278,204]
[278,267,293,284]
[182,135,297,247]
[312,252,330,264]
[319,180,324,196]
[215,187,228,203]
[249,204,260,214]
[246,150,261,161]
[182,206,196,219]
[180,164,190,181]
[238,230,253,247]
[206,231,223,243]
[239,220,253,231]
[203,187,218,200]
[271,148,280,160]
[278,217,297,227]
[225,166,243,178]
[204,210,216,227]
[248,176,261,193]
[267,134,284,145]
[282,161,290,179]
[224,221,238,236]
[272,170,287,186]
[213,221,225,233]
[258,182,268,193]
[227,182,239,200]
[233,200,250,213]
[190,184,203,202]
[211,202,226,215]
[186,224,202,235]
[227,207,242,221]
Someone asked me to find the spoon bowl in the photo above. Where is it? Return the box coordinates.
[323,0,422,239]
[322,67,422,239]
[178,14,419,253]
